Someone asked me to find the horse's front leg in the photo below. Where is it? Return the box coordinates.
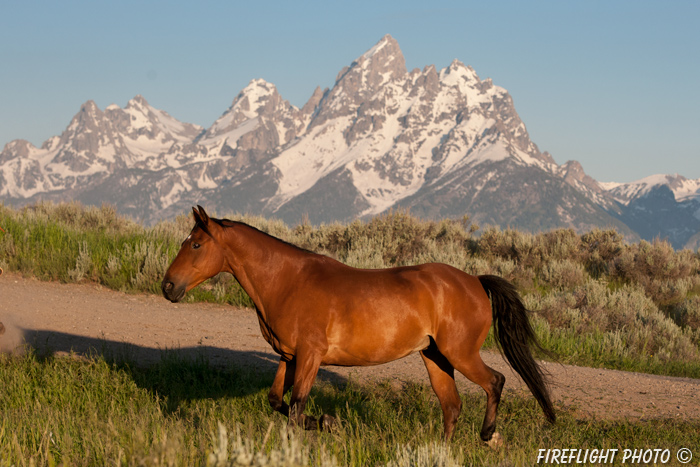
[268,358,296,417]
[288,348,335,431]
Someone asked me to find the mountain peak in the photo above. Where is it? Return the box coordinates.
[229,78,288,118]
[362,34,400,60]
[80,100,100,113]
[558,160,604,194]
[126,95,151,110]
[200,78,293,146]
[1,139,36,161]
[239,78,278,100]
[445,59,479,80]
[72,100,104,129]
[301,86,326,115]
[346,34,407,87]
[606,173,700,205]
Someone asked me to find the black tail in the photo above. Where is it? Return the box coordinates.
[478,275,556,423]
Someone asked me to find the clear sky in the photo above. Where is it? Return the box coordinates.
[1,0,698,183]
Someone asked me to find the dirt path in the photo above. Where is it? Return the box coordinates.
[1,272,698,421]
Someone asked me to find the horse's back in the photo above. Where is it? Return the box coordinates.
[305,259,489,319]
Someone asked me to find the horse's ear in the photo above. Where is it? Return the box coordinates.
[192,205,210,227]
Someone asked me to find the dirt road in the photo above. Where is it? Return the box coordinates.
[1,272,698,420]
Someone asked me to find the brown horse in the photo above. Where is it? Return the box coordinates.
[162,206,555,443]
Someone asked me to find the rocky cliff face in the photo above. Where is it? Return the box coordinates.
[1,35,697,248]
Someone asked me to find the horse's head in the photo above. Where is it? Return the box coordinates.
[161,205,225,303]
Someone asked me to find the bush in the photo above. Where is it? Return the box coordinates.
[476,227,539,269]
[538,259,587,291]
[533,280,699,364]
[612,240,697,283]
[536,228,583,264]
[610,240,700,307]
[580,229,625,278]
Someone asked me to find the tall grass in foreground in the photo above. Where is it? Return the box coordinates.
[1,351,698,467]
[1,201,699,377]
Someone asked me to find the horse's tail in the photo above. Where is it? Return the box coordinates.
[478,274,556,423]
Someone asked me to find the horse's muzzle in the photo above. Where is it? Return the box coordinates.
[161,280,185,303]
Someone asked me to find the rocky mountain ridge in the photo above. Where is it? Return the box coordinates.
[1,35,698,248]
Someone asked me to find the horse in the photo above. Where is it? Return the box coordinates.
[161,206,555,443]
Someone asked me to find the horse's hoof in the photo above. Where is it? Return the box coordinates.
[319,414,336,432]
[486,432,504,449]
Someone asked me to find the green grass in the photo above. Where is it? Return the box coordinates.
[1,350,698,466]
[533,326,700,379]
[481,324,700,380]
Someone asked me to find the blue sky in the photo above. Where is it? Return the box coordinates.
[1,0,698,183]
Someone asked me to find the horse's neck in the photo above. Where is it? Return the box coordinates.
[221,224,307,311]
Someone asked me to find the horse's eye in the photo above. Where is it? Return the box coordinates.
[192,242,201,250]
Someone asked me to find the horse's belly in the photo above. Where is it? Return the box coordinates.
[322,334,431,366]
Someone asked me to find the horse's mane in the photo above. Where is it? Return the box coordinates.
[212,218,318,256]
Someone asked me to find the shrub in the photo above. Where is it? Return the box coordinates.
[477,227,539,268]
[612,240,697,283]
[536,228,583,264]
[407,238,471,270]
[539,259,587,291]
[22,201,140,234]
[343,235,387,269]
[668,297,700,346]
[677,296,700,330]
[610,240,700,306]
[68,241,93,282]
[580,229,625,278]
[534,280,699,364]
[289,211,475,268]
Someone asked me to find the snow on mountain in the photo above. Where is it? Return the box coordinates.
[117,95,203,169]
[603,174,700,205]
[0,35,696,248]
[200,79,293,148]
[269,35,559,220]
[0,96,205,198]
[0,139,59,197]
[598,173,700,248]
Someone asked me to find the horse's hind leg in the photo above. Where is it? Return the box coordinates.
[449,352,505,444]
[420,342,462,441]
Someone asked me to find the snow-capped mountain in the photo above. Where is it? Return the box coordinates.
[1,35,697,248]
[600,174,700,249]
[602,174,700,205]
[0,96,205,199]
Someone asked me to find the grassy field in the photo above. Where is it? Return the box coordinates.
[1,350,698,466]
[1,202,700,465]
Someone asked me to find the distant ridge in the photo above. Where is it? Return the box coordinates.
[1,35,698,248]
